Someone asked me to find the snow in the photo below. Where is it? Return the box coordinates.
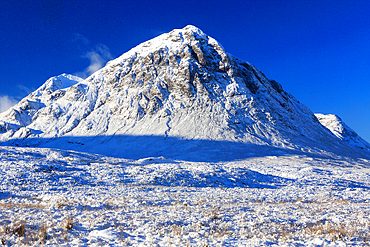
[0,25,368,160]
[35,73,83,93]
[315,113,370,151]
[1,25,370,246]
[1,145,370,246]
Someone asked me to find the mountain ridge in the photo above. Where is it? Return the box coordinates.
[0,25,369,158]
[315,113,370,151]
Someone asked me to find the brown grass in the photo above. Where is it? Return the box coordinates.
[38,224,48,243]
[0,202,46,209]
[65,216,74,231]
[12,221,26,237]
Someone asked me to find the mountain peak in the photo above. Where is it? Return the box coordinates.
[35,73,83,94]
[102,25,216,72]
[182,24,203,31]
[0,26,369,158]
[179,24,206,37]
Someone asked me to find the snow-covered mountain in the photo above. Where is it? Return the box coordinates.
[0,25,368,158]
[0,73,83,140]
[315,113,370,151]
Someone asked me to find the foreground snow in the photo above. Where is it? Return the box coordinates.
[1,146,370,246]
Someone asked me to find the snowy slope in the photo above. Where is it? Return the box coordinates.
[0,25,368,158]
[316,113,370,151]
[0,73,83,141]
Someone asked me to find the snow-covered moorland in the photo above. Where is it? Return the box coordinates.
[1,25,370,246]
[1,145,370,246]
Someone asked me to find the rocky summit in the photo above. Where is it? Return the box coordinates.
[0,25,369,159]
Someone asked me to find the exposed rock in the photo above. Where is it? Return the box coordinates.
[0,25,368,158]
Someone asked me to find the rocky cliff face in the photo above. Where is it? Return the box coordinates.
[0,25,367,157]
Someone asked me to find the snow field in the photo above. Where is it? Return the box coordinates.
[1,146,370,246]
[1,24,370,247]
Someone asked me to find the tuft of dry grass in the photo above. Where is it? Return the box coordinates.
[202,209,219,221]
[210,225,231,237]
[64,216,74,231]
[210,211,219,220]
[38,224,48,243]
[12,221,26,237]
[172,224,182,235]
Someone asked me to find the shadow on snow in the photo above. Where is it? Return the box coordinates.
[1,134,339,162]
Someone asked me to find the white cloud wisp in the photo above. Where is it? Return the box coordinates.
[0,95,18,113]
[76,44,113,79]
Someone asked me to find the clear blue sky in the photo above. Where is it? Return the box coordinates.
[0,0,369,141]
